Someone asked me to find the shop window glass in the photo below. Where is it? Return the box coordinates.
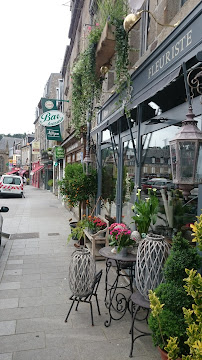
[122,140,137,228]
[100,146,118,220]
[140,125,197,237]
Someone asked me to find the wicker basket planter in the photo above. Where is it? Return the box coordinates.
[69,248,96,297]
[135,233,170,300]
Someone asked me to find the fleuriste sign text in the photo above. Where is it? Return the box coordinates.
[39,110,64,127]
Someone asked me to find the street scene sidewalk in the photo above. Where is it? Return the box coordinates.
[0,185,160,360]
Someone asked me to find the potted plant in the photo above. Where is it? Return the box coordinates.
[148,232,201,359]
[190,212,202,251]
[59,163,97,220]
[87,215,107,234]
[47,179,53,191]
[108,222,136,255]
[131,188,159,238]
[149,268,202,360]
[67,218,88,245]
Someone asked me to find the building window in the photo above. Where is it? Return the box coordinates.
[152,157,155,164]
[140,0,149,55]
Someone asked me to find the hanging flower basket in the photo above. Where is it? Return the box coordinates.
[135,233,170,300]
[69,248,96,297]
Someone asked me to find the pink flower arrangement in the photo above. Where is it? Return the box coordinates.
[109,223,135,252]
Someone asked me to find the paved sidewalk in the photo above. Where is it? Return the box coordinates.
[0,186,160,360]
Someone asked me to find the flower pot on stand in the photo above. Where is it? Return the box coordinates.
[118,247,128,257]
[135,233,170,300]
[158,347,181,360]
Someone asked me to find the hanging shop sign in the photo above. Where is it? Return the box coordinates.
[46,126,63,141]
[41,98,57,112]
[32,141,40,155]
[39,110,64,127]
[54,146,65,159]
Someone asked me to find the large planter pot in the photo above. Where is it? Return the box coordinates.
[69,248,96,297]
[69,222,78,240]
[158,347,181,360]
[135,233,170,300]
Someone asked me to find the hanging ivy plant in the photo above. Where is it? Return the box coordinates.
[71,26,103,136]
[97,0,130,93]
[113,18,130,94]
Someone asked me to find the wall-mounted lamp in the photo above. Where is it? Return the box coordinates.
[100,65,110,76]
[123,10,180,33]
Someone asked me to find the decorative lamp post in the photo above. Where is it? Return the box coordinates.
[169,105,202,198]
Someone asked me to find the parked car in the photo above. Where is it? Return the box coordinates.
[0,175,24,198]
[142,178,175,194]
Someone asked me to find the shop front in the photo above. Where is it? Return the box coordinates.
[91,2,202,232]
[30,162,44,189]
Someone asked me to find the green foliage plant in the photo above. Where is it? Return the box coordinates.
[97,0,130,95]
[150,269,202,360]
[67,218,87,243]
[190,212,202,251]
[59,163,97,219]
[131,188,159,236]
[148,233,201,358]
[71,33,103,135]
[47,179,53,187]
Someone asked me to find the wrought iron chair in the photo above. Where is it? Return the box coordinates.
[129,290,151,358]
[65,270,103,326]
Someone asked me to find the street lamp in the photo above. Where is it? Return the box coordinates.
[169,105,202,199]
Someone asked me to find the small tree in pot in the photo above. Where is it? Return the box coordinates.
[59,163,97,220]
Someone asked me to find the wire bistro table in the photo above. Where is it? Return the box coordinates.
[99,246,137,327]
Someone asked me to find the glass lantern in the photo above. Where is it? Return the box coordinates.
[169,106,202,198]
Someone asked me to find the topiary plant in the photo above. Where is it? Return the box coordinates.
[148,232,201,358]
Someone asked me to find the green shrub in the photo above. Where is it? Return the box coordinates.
[47,179,53,187]
[148,232,201,357]
[163,233,201,284]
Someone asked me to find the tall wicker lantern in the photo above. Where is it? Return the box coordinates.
[69,248,96,297]
[135,234,170,300]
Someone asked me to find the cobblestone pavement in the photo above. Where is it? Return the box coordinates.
[0,186,161,360]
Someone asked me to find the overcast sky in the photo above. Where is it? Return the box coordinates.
[0,0,71,135]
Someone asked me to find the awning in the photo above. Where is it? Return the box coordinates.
[128,66,181,110]
[6,169,20,175]
[19,170,27,176]
[91,66,181,136]
[30,165,44,176]
[91,106,125,136]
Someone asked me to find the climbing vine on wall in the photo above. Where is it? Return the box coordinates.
[71,0,130,135]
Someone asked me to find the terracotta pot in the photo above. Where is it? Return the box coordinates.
[158,347,181,360]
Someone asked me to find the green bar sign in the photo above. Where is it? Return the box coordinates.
[46,125,63,141]
[55,146,65,159]
[41,98,57,113]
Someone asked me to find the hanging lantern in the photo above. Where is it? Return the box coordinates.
[135,233,170,300]
[169,105,202,198]
[69,248,96,297]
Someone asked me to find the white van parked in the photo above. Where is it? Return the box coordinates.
[0,175,23,197]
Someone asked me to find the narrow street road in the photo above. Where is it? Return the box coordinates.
[0,185,160,360]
